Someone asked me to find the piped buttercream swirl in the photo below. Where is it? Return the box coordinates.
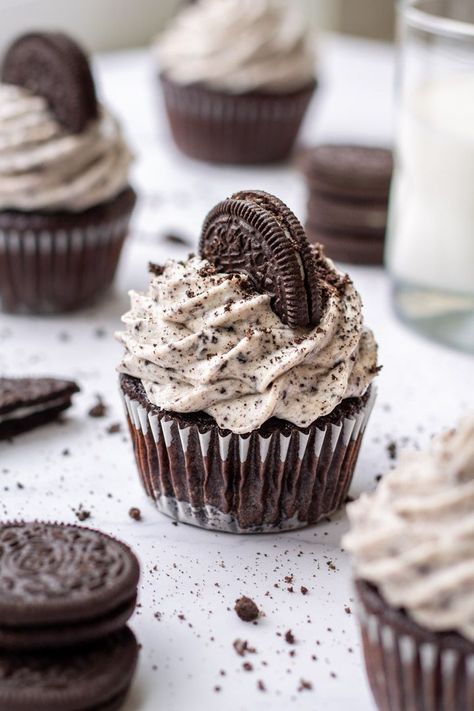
[344,415,474,641]
[116,255,378,434]
[156,0,315,93]
[0,84,132,212]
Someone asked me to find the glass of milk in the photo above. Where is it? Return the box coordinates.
[387,0,474,352]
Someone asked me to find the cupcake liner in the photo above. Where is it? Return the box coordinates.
[0,188,136,314]
[121,377,375,533]
[355,580,474,711]
[160,75,316,165]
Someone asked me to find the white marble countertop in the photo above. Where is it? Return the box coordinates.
[1,34,473,711]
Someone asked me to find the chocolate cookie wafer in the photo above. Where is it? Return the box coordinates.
[200,189,321,328]
[2,31,98,133]
[0,521,140,650]
[0,627,138,711]
[0,377,79,439]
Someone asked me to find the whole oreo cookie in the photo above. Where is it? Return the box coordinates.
[2,32,98,133]
[300,144,393,201]
[0,627,138,711]
[200,190,321,328]
[0,522,140,650]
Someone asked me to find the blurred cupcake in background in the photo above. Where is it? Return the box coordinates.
[0,31,136,314]
[155,0,317,164]
[344,415,474,711]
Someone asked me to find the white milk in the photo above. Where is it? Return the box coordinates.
[387,74,474,296]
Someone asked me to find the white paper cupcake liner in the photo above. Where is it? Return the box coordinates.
[121,383,375,534]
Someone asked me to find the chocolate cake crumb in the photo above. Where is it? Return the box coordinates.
[298,679,313,691]
[163,231,191,246]
[129,507,142,521]
[74,505,91,522]
[387,440,397,460]
[300,586,308,595]
[284,630,296,645]
[257,680,266,692]
[344,606,352,615]
[235,596,259,622]
[242,662,253,672]
[233,639,256,657]
[88,395,107,418]
[106,422,122,434]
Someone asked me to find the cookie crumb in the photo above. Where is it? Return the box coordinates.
[235,596,259,622]
[88,395,107,418]
[128,507,142,521]
[284,629,296,645]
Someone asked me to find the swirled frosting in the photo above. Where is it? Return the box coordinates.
[344,415,474,641]
[116,255,378,434]
[156,0,315,93]
[0,84,132,212]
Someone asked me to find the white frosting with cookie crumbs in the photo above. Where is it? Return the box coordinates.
[156,0,315,93]
[116,255,378,434]
[0,84,132,211]
[344,415,474,641]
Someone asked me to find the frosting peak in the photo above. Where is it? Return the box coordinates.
[0,84,132,212]
[156,0,315,93]
[344,415,474,640]
[116,255,377,434]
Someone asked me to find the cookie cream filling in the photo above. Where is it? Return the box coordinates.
[344,415,474,641]
[156,0,315,93]
[116,255,378,434]
[0,84,132,212]
[0,397,68,423]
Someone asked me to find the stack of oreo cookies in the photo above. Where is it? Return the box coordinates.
[300,144,393,265]
[0,521,140,711]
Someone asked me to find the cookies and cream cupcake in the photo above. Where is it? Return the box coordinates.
[0,31,136,314]
[344,415,474,711]
[155,0,317,164]
[117,191,378,533]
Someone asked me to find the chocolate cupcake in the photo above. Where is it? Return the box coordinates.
[117,191,378,533]
[344,415,474,710]
[155,0,316,164]
[0,32,136,314]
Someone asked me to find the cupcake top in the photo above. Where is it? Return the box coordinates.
[344,415,474,641]
[0,32,132,212]
[116,252,377,434]
[156,0,315,94]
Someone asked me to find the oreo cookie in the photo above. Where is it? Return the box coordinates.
[200,190,321,328]
[2,31,98,133]
[0,377,80,440]
[0,522,140,650]
[300,144,393,201]
[0,627,138,711]
[300,144,393,266]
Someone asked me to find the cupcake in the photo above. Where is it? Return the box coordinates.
[0,31,136,314]
[117,190,378,533]
[344,415,474,710]
[155,0,317,164]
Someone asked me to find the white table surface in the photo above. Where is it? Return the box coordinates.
[1,34,473,711]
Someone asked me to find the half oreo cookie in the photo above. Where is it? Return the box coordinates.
[0,521,140,650]
[2,31,98,133]
[200,190,321,328]
[0,377,80,440]
[0,627,138,711]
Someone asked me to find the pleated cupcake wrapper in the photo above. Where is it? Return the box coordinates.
[0,214,131,314]
[122,388,375,533]
[160,76,316,164]
[356,590,474,711]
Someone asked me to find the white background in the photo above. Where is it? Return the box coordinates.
[1,34,473,711]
